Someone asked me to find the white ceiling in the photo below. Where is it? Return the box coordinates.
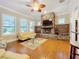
[0,0,78,20]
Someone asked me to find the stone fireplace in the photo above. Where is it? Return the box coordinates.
[41,12,55,34]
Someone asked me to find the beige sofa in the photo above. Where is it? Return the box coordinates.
[18,32,36,41]
[0,49,30,59]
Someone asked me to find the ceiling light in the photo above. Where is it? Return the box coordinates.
[26,0,46,12]
[43,11,47,14]
[32,3,45,12]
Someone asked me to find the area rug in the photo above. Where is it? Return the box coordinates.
[20,38,47,50]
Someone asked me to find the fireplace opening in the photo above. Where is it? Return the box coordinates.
[42,28,52,34]
[42,20,52,26]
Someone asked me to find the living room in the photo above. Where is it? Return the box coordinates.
[0,0,79,59]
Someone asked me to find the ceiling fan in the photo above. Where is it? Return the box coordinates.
[25,0,46,12]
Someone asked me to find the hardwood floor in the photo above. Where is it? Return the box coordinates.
[7,39,70,59]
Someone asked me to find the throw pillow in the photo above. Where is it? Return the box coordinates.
[0,49,6,58]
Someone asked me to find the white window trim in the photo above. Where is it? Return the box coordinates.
[2,14,16,35]
[20,18,27,32]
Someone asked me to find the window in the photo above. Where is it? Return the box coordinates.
[29,20,35,32]
[2,14,16,34]
[58,18,65,24]
[20,18,27,32]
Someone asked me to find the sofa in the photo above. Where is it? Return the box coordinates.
[17,32,36,41]
[0,49,30,59]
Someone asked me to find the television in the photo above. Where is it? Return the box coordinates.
[43,20,52,26]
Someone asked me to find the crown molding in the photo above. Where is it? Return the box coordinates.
[0,5,27,17]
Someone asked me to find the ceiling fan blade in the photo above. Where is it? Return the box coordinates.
[26,4,32,7]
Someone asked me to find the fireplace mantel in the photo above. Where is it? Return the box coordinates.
[41,26,53,29]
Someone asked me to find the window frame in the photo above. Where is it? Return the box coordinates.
[2,14,16,35]
[29,20,35,32]
[20,18,27,32]
[58,18,65,24]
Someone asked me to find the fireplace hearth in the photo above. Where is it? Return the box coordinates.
[42,28,52,34]
[41,26,53,34]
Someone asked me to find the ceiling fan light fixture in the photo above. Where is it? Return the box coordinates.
[32,2,39,10]
[33,6,39,10]
[39,4,46,8]
[38,8,42,12]
[29,0,46,12]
